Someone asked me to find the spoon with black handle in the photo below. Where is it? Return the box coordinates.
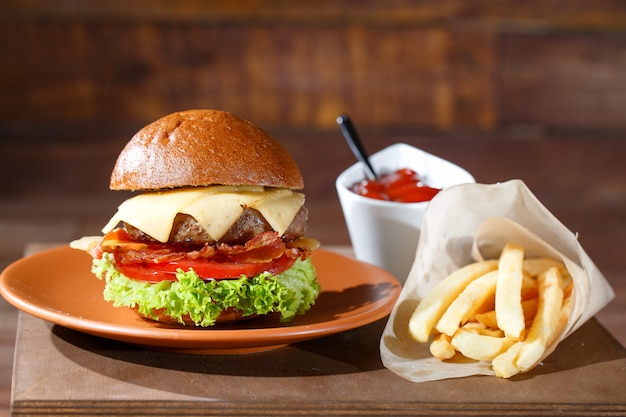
[336,113,379,181]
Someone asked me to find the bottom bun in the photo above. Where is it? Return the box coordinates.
[136,307,258,326]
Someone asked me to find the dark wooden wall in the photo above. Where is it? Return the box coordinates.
[2,0,626,138]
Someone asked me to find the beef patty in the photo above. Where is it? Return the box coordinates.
[121,206,308,246]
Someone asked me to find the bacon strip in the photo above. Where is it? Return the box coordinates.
[100,228,311,267]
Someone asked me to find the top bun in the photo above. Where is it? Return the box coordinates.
[110,110,304,191]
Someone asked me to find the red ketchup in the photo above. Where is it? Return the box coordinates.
[350,168,441,203]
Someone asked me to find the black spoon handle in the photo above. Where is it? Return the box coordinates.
[336,113,379,181]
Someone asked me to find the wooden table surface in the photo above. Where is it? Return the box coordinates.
[9,289,626,416]
[2,245,625,416]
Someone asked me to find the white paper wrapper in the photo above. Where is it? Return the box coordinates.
[380,179,615,381]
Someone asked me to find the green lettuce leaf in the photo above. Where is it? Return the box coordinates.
[92,253,320,327]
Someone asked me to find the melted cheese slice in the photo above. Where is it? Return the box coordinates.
[102,186,305,243]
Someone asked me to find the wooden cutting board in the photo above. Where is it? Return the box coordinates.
[10,311,625,416]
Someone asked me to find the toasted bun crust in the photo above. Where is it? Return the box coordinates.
[110,110,304,191]
[138,307,256,326]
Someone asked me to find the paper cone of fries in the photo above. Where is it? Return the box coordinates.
[380,179,615,381]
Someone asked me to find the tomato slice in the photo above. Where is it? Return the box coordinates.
[117,256,296,283]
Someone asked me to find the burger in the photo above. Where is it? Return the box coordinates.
[70,109,320,327]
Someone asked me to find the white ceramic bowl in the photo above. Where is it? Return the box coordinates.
[335,143,475,282]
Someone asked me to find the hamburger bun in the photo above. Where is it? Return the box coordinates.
[139,307,256,325]
[110,109,304,191]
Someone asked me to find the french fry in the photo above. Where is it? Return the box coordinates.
[461,322,504,337]
[524,258,572,294]
[475,297,538,330]
[408,260,498,343]
[492,267,564,378]
[521,297,539,323]
[436,270,498,337]
[521,274,539,300]
[473,310,498,329]
[495,243,526,340]
[563,281,574,299]
[548,294,571,347]
[429,333,456,360]
[523,258,570,281]
[451,326,516,361]
[490,342,523,378]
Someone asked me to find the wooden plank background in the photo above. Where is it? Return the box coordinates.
[1,0,625,136]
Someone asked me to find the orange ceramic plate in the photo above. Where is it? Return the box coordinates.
[0,246,401,354]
